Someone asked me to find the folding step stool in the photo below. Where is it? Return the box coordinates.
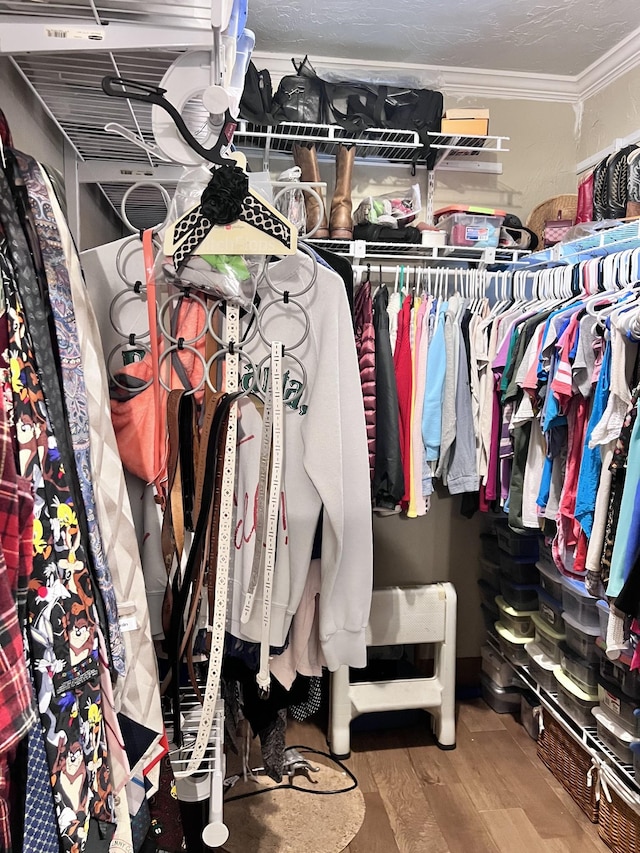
[329,583,457,758]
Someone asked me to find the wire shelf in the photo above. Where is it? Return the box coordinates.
[485,637,640,797]
[163,689,225,775]
[306,238,529,266]
[235,121,510,167]
[515,221,640,269]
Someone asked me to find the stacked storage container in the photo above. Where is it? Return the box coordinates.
[527,541,565,689]
[479,519,527,714]
[594,635,640,771]
[555,576,600,726]
[494,524,539,671]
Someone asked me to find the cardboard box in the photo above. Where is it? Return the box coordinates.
[445,108,490,120]
[441,117,489,136]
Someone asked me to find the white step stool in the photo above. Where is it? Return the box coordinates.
[329,583,457,758]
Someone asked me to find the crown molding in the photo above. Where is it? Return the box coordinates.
[253,51,580,103]
[255,28,640,106]
[576,24,640,101]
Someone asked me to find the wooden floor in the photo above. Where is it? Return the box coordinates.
[287,699,608,853]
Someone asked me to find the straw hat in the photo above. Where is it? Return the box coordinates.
[526,194,578,250]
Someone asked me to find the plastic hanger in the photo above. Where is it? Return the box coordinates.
[102,76,235,166]
[165,150,297,262]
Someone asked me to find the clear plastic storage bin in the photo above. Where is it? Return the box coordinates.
[562,611,600,663]
[554,667,598,728]
[480,533,501,564]
[481,672,522,714]
[500,576,538,611]
[480,643,523,687]
[592,706,635,765]
[495,621,532,667]
[439,213,504,249]
[598,680,640,735]
[478,579,499,610]
[499,551,539,584]
[481,643,522,689]
[596,599,609,638]
[532,612,565,664]
[537,587,564,633]
[495,596,536,638]
[481,603,500,638]
[479,557,501,589]
[496,525,539,559]
[598,648,640,702]
[560,642,599,695]
[538,538,555,571]
[537,560,563,602]
[526,641,558,692]
[561,577,600,630]
[521,691,541,740]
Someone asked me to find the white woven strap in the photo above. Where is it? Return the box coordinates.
[256,342,284,695]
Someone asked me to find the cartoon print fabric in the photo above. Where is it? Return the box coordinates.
[0,235,114,852]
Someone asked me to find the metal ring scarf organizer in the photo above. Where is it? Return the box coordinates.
[107,236,316,848]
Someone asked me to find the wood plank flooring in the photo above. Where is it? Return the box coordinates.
[287,698,608,853]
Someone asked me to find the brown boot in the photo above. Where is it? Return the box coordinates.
[330,143,356,239]
[292,142,329,238]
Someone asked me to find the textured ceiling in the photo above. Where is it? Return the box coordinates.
[246,0,637,76]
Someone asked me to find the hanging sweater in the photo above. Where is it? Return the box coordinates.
[229,252,373,671]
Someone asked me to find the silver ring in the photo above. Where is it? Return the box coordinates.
[257,295,310,352]
[272,186,325,239]
[158,291,208,345]
[107,341,153,392]
[158,344,207,395]
[205,348,258,396]
[256,349,308,400]
[206,299,259,347]
[109,288,151,340]
[261,242,318,298]
[120,181,172,235]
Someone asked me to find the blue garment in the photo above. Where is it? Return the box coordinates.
[422,303,447,462]
[575,341,611,537]
[607,412,640,597]
[536,455,553,510]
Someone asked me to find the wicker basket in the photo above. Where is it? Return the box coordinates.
[598,768,640,853]
[537,710,599,822]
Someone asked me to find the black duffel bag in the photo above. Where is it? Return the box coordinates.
[325,80,443,165]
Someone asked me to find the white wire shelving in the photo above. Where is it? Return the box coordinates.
[233,120,509,172]
[514,220,640,269]
[486,635,640,797]
[306,237,529,267]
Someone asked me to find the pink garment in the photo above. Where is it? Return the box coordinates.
[550,312,581,407]
[269,559,326,690]
[576,172,594,224]
[409,299,430,517]
[393,296,414,507]
[485,379,502,502]
[553,394,589,574]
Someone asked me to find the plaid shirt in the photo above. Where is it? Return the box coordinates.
[0,389,36,851]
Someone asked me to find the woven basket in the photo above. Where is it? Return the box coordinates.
[526,194,578,252]
[537,711,599,822]
[598,772,640,853]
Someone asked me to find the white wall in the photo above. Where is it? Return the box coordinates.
[577,64,640,170]
[0,57,122,250]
